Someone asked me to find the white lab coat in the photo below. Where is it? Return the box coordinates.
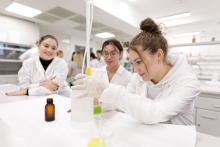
[92,65,132,87]
[19,46,39,61]
[18,56,71,97]
[99,53,201,125]
[92,65,132,110]
[98,57,106,67]
[90,59,100,68]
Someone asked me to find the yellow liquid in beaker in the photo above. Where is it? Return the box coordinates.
[88,138,106,147]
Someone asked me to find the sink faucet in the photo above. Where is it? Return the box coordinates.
[191,64,202,75]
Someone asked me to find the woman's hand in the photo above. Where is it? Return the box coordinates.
[71,74,109,98]
[6,89,27,96]
[40,77,58,91]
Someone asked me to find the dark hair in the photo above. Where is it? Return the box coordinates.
[102,39,123,53]
[96,50,102,54]
[128,18,168,62]
[71,52,75,61]
[90,52,96,59]
[39,35,59,46]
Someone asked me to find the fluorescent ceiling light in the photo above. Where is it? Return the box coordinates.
[5,2,41,17]
[174,32,200,37]
[61,40,70,44]
[95,32,115,38]
[156,12,191,22]
[128,0,137,2]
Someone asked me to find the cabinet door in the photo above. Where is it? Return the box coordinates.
[196,109,220,137]
[193,108,196,124]
[195,97,220,112]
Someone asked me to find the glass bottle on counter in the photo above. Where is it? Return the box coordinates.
[45,98,55,121]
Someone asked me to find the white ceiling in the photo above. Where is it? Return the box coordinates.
[0,0,220,42]
[130,0,220,34]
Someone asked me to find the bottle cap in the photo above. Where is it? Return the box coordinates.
[47,98,53,104]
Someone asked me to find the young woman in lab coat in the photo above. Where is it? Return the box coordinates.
[6,35,71,97]
[68,52,83,86]
[90,52,100,68]
[91,39,132,109]
[72,18,201,125]
[92,39,132,87]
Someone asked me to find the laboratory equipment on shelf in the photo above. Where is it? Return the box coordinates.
[192,35,196,43]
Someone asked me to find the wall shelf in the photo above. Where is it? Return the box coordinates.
[0,59,22,63]
[169,41,220,48]
[187,56,220,62]
[0,41,33,48]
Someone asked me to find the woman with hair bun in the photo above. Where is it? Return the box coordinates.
[72,18,201,125]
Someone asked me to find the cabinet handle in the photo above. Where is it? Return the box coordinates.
[213,105,220,108]
[201,115,216,120]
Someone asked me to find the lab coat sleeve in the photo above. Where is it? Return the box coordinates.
[19,50,30,61]
[91,68,121,112]
[99,77,201,124]
[18,62,40,89]
[123,73,132,88]
[51,59,68,89]
[125,74,137,94]
[18,61,53,96]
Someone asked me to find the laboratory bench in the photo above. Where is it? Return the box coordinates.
[0,84,220,147]
[194,82,220,138]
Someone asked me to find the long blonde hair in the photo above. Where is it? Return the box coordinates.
[74,52,83,68]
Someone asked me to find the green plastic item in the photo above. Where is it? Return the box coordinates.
[93,106,102,115]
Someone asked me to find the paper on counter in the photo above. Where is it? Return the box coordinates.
[0,95,71,137]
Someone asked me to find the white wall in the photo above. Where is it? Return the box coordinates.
[0,14,39,45]
[70,35,102,56]
[39,29,103,61]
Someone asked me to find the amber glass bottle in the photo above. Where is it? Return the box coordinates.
[45,98,55,121]
[192,35,196,43]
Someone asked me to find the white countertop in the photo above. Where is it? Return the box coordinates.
[0,95,196,147]
[0,84,219,147]
[200,82,220,95]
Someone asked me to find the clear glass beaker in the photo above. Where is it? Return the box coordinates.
[88,116,106,147]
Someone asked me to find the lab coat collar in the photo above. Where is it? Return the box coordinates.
[34,56,45,77]
[99,64,124,83]
[99,64,124,74]
[34,56,58,76]
[45,57,58,75]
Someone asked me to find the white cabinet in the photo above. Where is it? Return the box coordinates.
[193,108,196,124]
[196,109,220,137]
[0,75,19,85]
[194,95,220,137]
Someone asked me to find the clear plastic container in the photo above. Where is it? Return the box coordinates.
[71,90,94,122]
